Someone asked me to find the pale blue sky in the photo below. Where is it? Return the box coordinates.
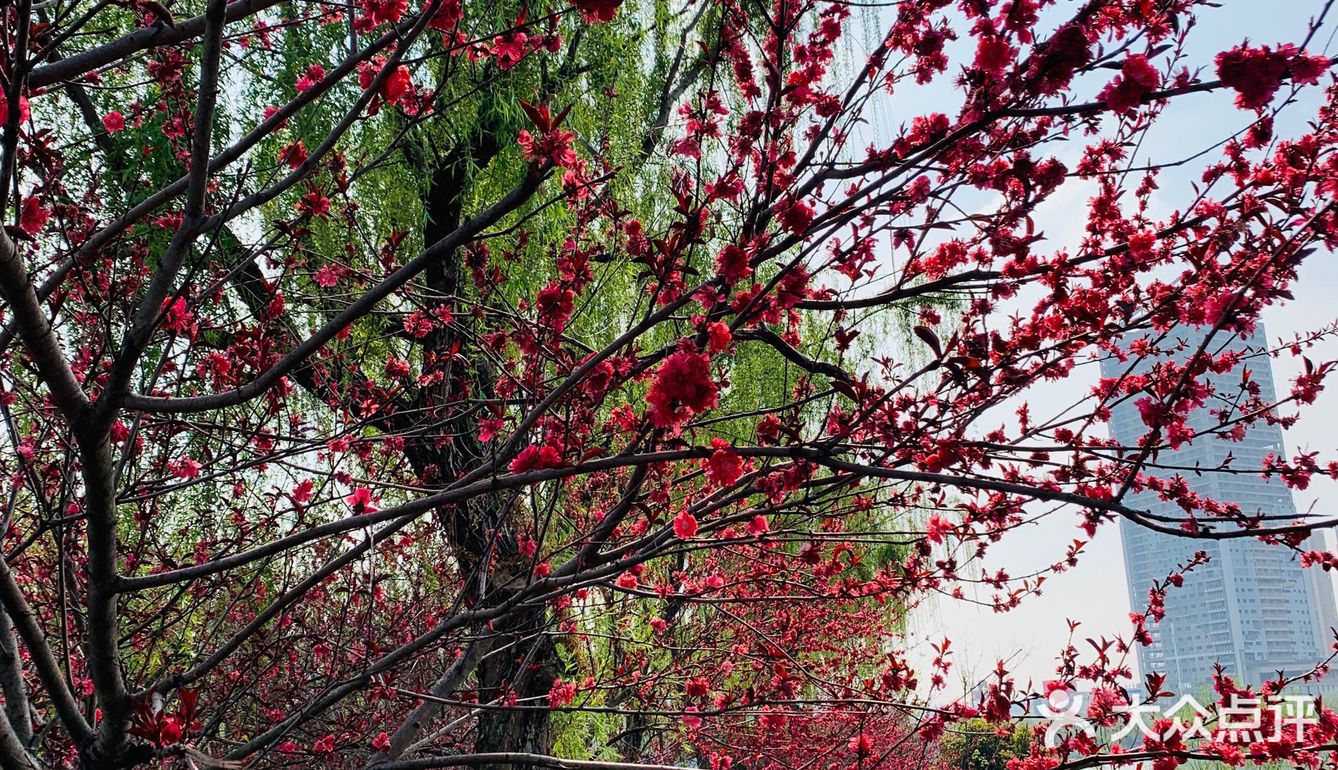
[894,1,1338,697]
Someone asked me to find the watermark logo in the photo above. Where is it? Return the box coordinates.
[1038,691,1318,748]
[1039,685,1096,746]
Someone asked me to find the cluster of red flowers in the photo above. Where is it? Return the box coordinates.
[517,127,577,167]
[702,438,744,486]
[1097,54,1160,114]
[128,691,201,749]
[535,283,576,333]
[570,0,622,23]
[354,0,408,30]
[645,348,719,429]
[509,444,563,473]
[359,58,416,110]
[1216,43,1330,110]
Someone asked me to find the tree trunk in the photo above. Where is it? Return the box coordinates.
[413,147,559,767]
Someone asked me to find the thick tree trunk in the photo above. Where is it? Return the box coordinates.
[472,609,559,769]
[227,135,561,765]
[414,149,559,767]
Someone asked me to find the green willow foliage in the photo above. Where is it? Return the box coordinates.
[16,0,923,762]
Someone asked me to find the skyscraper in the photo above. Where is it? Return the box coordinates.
[1102,325,1338,695]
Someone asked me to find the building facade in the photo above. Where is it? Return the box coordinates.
[1102,325,1338,695]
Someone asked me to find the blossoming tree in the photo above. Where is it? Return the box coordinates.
[1,0,1337,768]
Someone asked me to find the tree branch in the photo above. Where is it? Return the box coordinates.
[121,172,546,414]
[0,555,91,742]
[27,0,283,89]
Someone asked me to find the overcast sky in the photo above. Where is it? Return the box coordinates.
[897,1,1338,698]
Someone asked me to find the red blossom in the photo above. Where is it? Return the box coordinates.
[646,349,719,428]
[705,322,732,353]
[702,438,743,487]
[18,197,49,235]
[548,679,577,706]
[380,65,414,106]
[279,140,308,169]
[1026,23,1090,95]
[517,127,577,168]
[0,94,30,127]
[715,244,751,285]
[346,486,379,514]
[975,37,1014,79]
[570,0,622,23]
[160,297,195,337]
[1216,45,1291,110]
[681,706,703,730]
[1098,54,1160,114]
[673,509,699,539]
[509,444,563,473]
[295,63,325,92]
[1216,43,1328,111]
[291,479,315,504]
[925,514,951,544]
[425,0,461,30]
[536,283,575,332]
[103,111,126,132]
[168,458,202,479]
[355,0,407,28]
[776,197,816,234]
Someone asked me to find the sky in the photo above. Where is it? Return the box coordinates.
[887,1,1338,698]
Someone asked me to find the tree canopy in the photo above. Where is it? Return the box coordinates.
[0,0,1336,769]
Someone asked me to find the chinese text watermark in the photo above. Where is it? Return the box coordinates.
[1039,688,1320,748]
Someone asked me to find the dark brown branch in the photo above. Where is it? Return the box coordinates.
[98,0,229,420]
[0,607,32,745]
[27,0,283,89]
[0,555,91,742]
[736,327,854,383]
[121,171,546,414]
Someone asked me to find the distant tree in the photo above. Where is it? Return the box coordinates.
[940,718,1034,770]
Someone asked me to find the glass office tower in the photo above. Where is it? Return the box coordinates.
[1102,325,1338,694]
